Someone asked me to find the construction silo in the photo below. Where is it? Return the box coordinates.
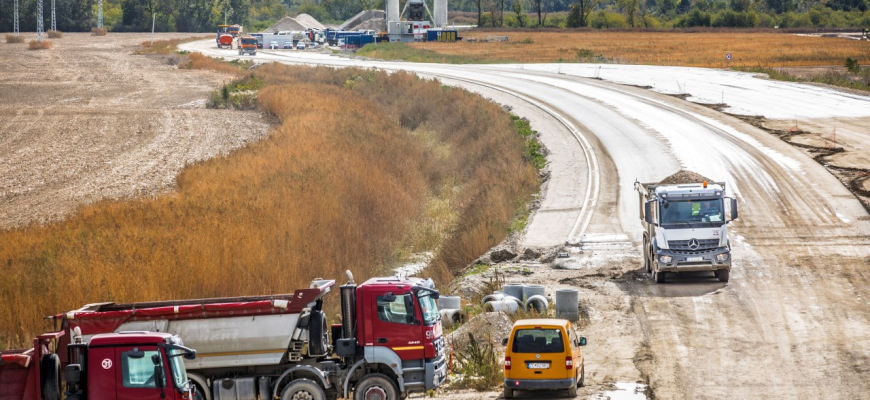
[387,0,401,24]
[433,0,448,27]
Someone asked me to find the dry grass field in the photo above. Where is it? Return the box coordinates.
[411,30,870,67]
[0,52,537,347]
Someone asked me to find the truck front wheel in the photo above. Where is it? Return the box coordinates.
[40,353,62,400]
[282,379,326,400]
[354,373,398,400]
[716,269,730,283]
[654,269,666,284]
[643,238,651,273]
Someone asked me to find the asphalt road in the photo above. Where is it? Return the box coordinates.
[182,41,870,399]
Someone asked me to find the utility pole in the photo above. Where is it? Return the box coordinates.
[98,0,104,28]
[37,0,44,41]
[51,0,56,32]
[151,12,156,45]
[14,0,19,36]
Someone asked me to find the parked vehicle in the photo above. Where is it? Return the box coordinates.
[502,319,586,398]
[269,40,278,49]
[49,271,447,400]
[0,329,195,400]
[635,180,738,283]
[237,36,257,56]
[283,41,293,49]
[296,41,306,50]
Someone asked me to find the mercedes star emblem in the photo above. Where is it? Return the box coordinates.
[688,238,700,250]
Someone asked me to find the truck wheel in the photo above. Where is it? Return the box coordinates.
[503,388,514,398]
[654,269,666,284]
[308,310,328,357]
[40,353,62,400]
[717,269,730,283]
[354,373,398,400]
[281,379,326,400]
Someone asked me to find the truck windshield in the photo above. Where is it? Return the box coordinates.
[168,349,189,389]
[661,199,724,225]
[242,39,257,45]
[416,293,439,325]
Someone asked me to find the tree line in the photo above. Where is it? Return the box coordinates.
[1,0,868,33]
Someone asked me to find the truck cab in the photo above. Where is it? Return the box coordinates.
[636,181,739,283]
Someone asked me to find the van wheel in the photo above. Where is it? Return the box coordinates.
[579,365,585,387]
[503,388,514,399]
[40,353,62,400]
[354,373,398,400]
[717,269,730,283]
[282,379,326,400]
[568,383,577,396]
[654,269,666,284]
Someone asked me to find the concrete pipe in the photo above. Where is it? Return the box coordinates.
[555,289,580,321]
[481,293,505,304]
[525,294,549,314]
[522,285,545,301]
[439,309,467,327]
[502,284,524,301]
[438,295,461,310]
[484,300,519,314]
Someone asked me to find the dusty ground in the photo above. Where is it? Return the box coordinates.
[0,33,270,229]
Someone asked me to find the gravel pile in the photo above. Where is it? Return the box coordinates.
[446,312,513,350]
[658,170,714,185]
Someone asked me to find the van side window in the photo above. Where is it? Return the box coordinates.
[376,293,416,325]
[121,349,164,388]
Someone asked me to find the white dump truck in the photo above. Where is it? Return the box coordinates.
[47,271,447,400]
[635,180,739,283]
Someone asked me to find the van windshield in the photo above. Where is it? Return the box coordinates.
[512,329,564,353]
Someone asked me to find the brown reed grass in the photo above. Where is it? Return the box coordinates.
[28,40,52,50]
[411,30,870,68]
[6,34,24,43]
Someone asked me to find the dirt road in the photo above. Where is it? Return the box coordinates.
[0,33,270,229]
[183,41,870,399]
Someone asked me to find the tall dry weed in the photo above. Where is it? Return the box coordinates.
[28,40,52,50]
[6,34,25,44]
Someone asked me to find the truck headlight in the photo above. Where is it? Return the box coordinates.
[716,253,730,262]
[659,255,672,263]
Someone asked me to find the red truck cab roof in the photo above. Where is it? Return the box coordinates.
[359,276,434,291]
[89,332,174,346]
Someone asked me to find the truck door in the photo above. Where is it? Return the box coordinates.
[114,346,177,400]
[369,291,425,361]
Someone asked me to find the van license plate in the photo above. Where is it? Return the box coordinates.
[527,362,549,369]
[687,256,703,262]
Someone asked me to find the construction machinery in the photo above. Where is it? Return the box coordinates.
[636,180,738,283]
[237,35,257,55]
[47,270,446,400]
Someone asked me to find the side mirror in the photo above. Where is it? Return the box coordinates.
[730,198,738,221]
[502,338,508,346]
[184,350,197,360]
[578,337,587,346]
[643,202,652,224]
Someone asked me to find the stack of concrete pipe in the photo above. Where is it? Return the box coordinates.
[482,284,551,315]
[437,296,466,327]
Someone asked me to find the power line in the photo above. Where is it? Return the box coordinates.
[37,0,44,41]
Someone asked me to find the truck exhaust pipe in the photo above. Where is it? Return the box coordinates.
[340,270,356,340]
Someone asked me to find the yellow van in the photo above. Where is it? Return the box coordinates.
[502,319,587,398]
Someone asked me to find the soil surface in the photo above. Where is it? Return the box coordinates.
[0,33,270,229]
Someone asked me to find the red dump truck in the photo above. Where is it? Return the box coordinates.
[46,270,446,400]
[0,329,195,400]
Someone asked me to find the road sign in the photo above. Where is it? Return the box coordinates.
[726,53,732,61]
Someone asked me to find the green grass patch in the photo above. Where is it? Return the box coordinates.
[356,42,501,64]
[738,65,870,92]
[512,115,546,170]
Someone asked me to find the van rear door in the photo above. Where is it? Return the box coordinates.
[509,327,571,380]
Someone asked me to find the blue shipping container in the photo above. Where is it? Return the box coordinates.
[426,30,458,42]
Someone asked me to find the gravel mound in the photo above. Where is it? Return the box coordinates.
[658,170,714,185]
[446,312,513,350]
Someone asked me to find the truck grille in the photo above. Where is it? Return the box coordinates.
[668,239,719,252]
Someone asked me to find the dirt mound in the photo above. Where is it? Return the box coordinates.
[658,170,714,185]
[354,18,386,32]
[446,312,513,350]
[295,13,326,30]
[340,9,385,30]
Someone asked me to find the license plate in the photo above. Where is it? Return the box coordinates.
[527,362,549,369]
[686,256,703,262]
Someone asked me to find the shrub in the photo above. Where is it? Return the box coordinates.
[91,27,107,36]
[28,40,52,50]
[5,34,24,43]
[452,333,502,390]
[845,57,860,73]
[47,30,62,38]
